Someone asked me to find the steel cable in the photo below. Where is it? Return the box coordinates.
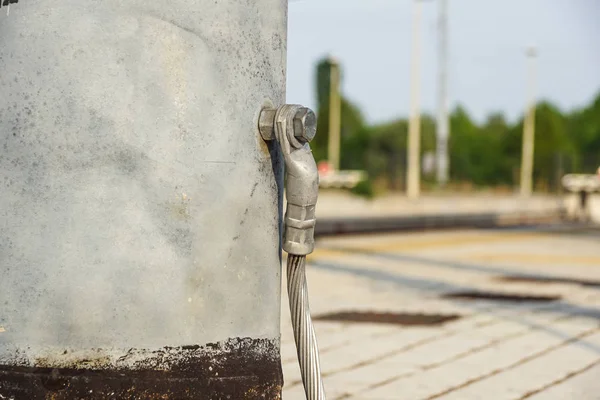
[287,254,326,400]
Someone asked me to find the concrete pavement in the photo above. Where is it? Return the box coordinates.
[314,192,565,219]
[315,191,600,224]
[280,226,600,399]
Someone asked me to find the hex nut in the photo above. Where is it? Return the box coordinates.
[258,108,277,141]
[293,108,317,143]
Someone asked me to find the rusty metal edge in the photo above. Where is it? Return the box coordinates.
[0,337,283,400]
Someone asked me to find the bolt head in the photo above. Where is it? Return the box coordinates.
[293,108,317,143]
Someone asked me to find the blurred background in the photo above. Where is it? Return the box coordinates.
[280,2,600,399]
[286,0,600,196]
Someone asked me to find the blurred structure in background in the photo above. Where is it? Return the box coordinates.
[520,46,538,198]
[328,56,342,172]
[436,0,450,187]
[313,56,367,191]
[292,0,600,200]
[406,0,424,199]
[562,172,600,222]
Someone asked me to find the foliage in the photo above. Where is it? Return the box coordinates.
[568,94,600,172]
[312,58,367,167]
[350,179,375,199]
[312,57,600,193]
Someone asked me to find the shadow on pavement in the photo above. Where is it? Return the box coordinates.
[321,249,600,291]
[311,259,600,354]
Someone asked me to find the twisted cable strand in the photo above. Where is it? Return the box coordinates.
[287,255,326,400]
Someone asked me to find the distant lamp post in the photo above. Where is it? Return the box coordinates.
[327,56,341,172]
[520,45,537,197]
[407,0,424,199]
[436,0,450,187]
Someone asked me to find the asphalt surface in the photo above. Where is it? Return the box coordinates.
[281,225,600,399]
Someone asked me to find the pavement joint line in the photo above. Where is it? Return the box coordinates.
[282,306,496,365]
[280,327,388,364]
[316,254,600,332]
[287,326,465,388]
[284,227,600,399]
[348,312,576,400]
[517,356,600,399]
[307,256,598,326]
[285,302,559,389]
[425,325,600,400]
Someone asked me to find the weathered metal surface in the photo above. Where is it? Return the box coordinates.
[0,338,282,399]
[0,0,286,397]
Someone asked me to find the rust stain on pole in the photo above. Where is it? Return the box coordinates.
[0,338,283,399]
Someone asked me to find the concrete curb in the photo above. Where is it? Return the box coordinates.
[314,208,566,237]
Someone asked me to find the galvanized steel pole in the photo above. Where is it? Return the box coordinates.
[0,1,288,398]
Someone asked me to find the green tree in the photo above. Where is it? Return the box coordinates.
[447,107,513,186]
[532,102,573,189]
[360,115,435,190]
[568,92,600,172]
[310,58,600,192]
[448,106,478,183]
[502,101,576,190]
[312,58,366,168]
[479,112,513,185]
[363,119,407,190]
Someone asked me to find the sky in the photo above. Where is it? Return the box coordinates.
[286,0,600,125]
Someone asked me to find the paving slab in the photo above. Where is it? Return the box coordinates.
[440,330,600,400]
[525,361,600,400]
[281,227,600,400]
[360,318,599,399]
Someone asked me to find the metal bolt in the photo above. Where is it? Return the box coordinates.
[258,108,277,141]
[258,106,317,143]
[293,107,317,144]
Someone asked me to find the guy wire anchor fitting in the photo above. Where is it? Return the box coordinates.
[259,104,319,256]
[259,104,326,400]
